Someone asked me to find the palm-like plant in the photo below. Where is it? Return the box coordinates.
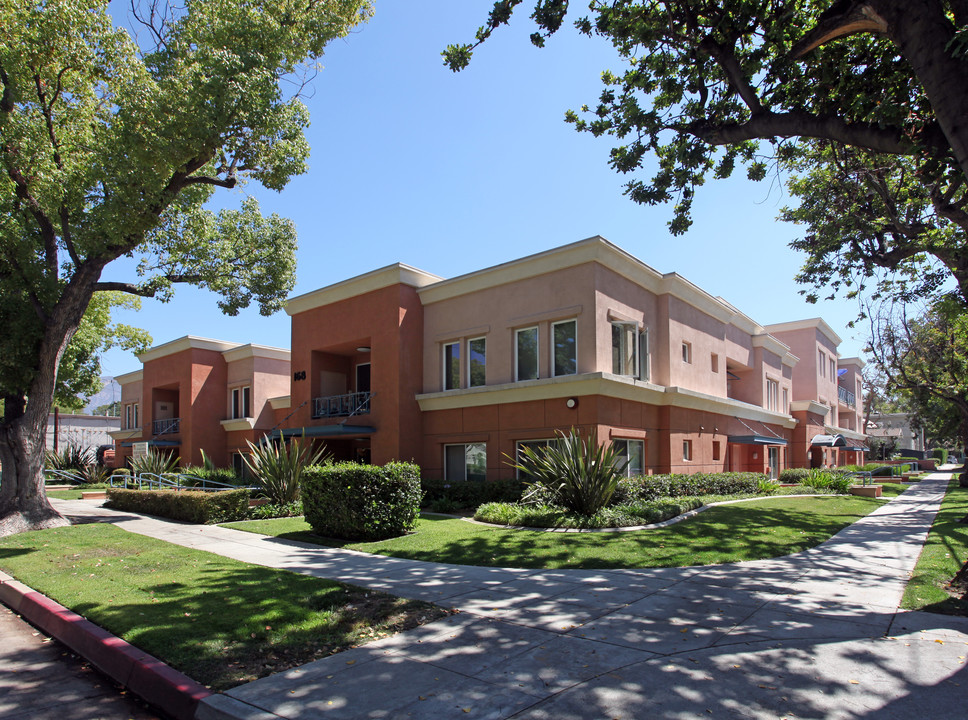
[244,433,331,505]
[514,429,627,515]
[129,450,180,477]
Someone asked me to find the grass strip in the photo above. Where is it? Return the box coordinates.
[901,476,968,615]
[0,524,450,690]
[224,493,899,569]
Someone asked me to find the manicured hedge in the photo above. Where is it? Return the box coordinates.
[615,472,765,503]
[179,467,244,488]
[104,488,249,524]
[302,462,421,541]
[778,468,811,483]
[420,478,524,509]
[931,448,949,464]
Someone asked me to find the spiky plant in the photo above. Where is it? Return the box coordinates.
[44,443,95,472]
[244,433,331,505]
[129,450,180,478]
[514,429,627,516]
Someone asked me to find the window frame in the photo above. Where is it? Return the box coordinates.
[551,319,578,377]
[231,386,252,419]
[683,439,693,461]
[515,439,555,479]
[819,349,826,377]
[639,328,650,381]
[467,336,486,388]
[444,442,487,482]
[611,321,639,377]
[515,326,539,382]
[682,341,692,364]
[442,341,461,390]
[611,439,645,477]
[766,378,779,412]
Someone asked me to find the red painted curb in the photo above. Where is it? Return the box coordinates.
[0,574,212,720]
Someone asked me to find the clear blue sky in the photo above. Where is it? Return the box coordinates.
[99,1,869,378]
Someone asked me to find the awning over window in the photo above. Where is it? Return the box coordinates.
[811,433,847,447]
[120,439,181,447]
[843,445,868,452]
[270,425,376,440]
[728,435,788,446]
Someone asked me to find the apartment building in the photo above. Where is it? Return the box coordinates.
[110,337,290,470]
[111,237,867,480]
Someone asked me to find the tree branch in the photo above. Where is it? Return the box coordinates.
[183,174,238,188]
[699,35,763,114]
[687,110,920,155]
[93,281,157,296]
[790,1,889,58]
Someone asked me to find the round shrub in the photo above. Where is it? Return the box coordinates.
[301,461,421,541]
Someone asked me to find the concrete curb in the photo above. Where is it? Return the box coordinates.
[0,569,212,720]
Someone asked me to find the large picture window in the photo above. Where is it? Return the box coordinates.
[612,322,638,376]
[444,443,487,482]
[443,342,461,390]
[515,327,539,381]
[552,320,577,376]
[612,439,644,477]
[468,337,486,387]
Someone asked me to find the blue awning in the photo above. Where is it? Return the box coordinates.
[268,425,376,440]
[728,435,788,446]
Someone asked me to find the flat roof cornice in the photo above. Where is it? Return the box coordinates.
[114,369,143,385]
[138,336,240,363]
[285,263,443,316]
[221,344,291,363]
[764,317,843,346]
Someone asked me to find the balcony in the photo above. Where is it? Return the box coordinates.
[312,391,372,419]
[838,385,856,408]
[153,417,181,435]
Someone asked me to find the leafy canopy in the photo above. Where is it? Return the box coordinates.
[444,1,968,304]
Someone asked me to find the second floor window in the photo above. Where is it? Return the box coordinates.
[231,386,251,419]
[443,342,460,390]
[766,379,779,412]
[516,326,538,381]
[612,322,638,376]
[552,319,577,376]
[468,337,486,387]
[125,403,139,430]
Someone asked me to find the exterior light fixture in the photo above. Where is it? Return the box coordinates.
[566,398,578,409]
[356,346,371,353]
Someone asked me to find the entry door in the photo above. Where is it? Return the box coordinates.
[768,447,779,479]
[356,363,371,393]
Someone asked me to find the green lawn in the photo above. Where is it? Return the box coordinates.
[224,491,904,569]
[902,476,968,615]
[0,524,450,690]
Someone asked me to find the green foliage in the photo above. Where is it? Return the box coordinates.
[779,468,811,484]
[420,478,523,509]
[129,449,180,477]
[105,488,249,524]
[301,462,421,541]
[474,498,704,529]
[44,443,95,473]
[615,472,765,503]
[247,500,303,520]
[514,430,624,515]
[931,448,950,464]
[800,469,852,494]
[180,466,244,488]
[758,478,781,494]
[243,435,330,504]
[445,2,968,305]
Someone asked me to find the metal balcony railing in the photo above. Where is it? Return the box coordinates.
[312,391,372,419]
[838,385,856,408]
[153,417,181,435]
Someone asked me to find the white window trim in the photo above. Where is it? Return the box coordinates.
[231,386,252,419]
[612,439,644,477]
[442,341,460,390]
[515,326,539,382]
[683,439,693,461]
[611,321,639,377]
[551,319,578,377]
[639,328,650,381]
[682,341,692,364]
[467,336,486,388]
[766,378,779,412]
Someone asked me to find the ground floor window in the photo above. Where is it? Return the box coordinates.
[515,439,556,479]
[444,443,487,482]
[612,439,644,477]
[683,439,693,461]
[232,452,251,481]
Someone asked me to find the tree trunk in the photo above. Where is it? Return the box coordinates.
[0,398,68,536]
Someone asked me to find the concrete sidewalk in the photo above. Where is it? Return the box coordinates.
[53,473,968,719]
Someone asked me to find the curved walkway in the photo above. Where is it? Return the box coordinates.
[53,473,968,720]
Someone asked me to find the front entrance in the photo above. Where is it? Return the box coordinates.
[768,446,779,479]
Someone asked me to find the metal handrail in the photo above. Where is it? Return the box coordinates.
[838,385,856,407]
[109,472,256,492]
[152,417,181,435]
[312,391,372,418]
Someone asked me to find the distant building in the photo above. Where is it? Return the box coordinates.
[47,413,121,451]
[865,412,925,455]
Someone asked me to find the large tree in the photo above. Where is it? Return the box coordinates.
[445,1,968,303]
[0,0,371,535]
[867,294,968,484]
